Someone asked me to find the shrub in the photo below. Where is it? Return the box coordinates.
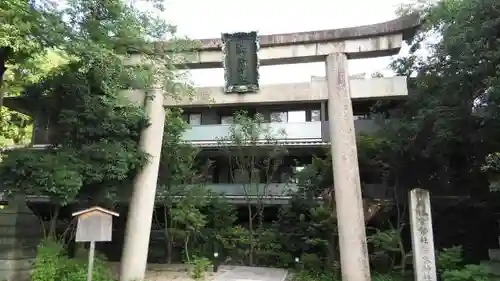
[187,256,212,281]
[31,239,113,281]
[437,246,491,281]
[441,265,490,281]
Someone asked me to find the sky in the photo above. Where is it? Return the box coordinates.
[161,0,412,87]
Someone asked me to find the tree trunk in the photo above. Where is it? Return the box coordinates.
[247,204,254,266]
[164,208,173,264]
[327,230,337,265]
[48,205,61,239]
[0,47,12,110]
[167,235,173,264]
[184,234,190,262]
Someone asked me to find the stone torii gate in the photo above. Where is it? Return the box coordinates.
[119,15,420,281]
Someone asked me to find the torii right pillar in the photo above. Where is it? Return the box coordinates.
[326,53,371,281]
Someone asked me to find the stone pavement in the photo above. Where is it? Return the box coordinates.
[108,263,289,281]
[214,266,288,281]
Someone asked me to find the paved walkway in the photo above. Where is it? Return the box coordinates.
[215,266,288,281]
[108,263,289,281]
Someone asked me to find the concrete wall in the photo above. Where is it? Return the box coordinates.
[120,76,408,108]
[0,200,42,281]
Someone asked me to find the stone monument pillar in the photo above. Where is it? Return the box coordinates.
[120,88,165,281]
[325,53,371,281]
[409,188,437,281]
[0,198,42,281]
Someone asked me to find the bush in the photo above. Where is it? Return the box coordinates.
[437,246,491,281]
[187,256,212,281]
[31,239,114,281]
[293,270,339,281]
[441,265,490,281]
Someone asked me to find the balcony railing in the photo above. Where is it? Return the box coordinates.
[182,120,377,145]
[30,120,378,146]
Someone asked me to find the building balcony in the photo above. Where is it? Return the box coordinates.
[27,120,378,147]
[202,183,297,205]
[182,120,377,147]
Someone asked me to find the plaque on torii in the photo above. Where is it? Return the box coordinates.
[222,31,259,94]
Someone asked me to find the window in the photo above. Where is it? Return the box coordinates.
[311,110,321,121]
[188,113,202,125]
[290,166,305,183]
[270,112,287,123]
[288,110,306,122]
[220,116,234,124]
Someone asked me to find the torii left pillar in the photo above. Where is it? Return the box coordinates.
[120,88,165,281]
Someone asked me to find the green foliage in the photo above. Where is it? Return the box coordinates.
[158,108,200,188]
[299,254,323,272]
[368,223,409,274]
[0,0,59,62]
[293,271,339,281]
[441,265,490,281]
[0,62,150,203]
[217,225,252,264]
[293,270,407,281]
[437,246,463,273]
[481,152,500,191]
[187,256,212,281]
[293,134,388,199]
[436,246,491,281]
[32,239,113,281]
[217,110,288,265]
[375,0,500,195]
[371,273,408,281]
[0,0,68,145]
[0,0,194,205]
[273,196,336,270]
[155,125,209,263]
[194,196,237,259]
[171,185,210,262]
[294,152,332,197]
[0,148,82,204]
[0,50,68,146]
[154,107,207,263]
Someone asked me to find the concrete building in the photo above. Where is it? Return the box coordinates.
[4,75,406,203]
[2,14,420,281]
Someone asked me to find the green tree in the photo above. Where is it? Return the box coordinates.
[170,185,210,263]
[0,0,62,103]
[0,0,68,146]
[218,110,288,265]
[155,108,211,263]
[377,0,500,197]
[0,49,68,146]
[0,0,194,236]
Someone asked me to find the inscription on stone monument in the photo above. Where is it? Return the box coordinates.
[222,31,259,93]
[409,188,437,281]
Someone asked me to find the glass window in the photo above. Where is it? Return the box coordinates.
[288,110,306,122]
[311,110,321,121]
[189,113,201,125]
[290,166,305,183]
[220,116,234,124]
[270,112,287,123]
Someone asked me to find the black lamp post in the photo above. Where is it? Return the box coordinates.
[213,252,220,272]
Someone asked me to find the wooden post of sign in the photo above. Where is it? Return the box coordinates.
[72,206,119,281]
[87,241,95,281]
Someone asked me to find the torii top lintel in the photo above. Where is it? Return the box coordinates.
[196,13,420,50]
[139,13,421,69]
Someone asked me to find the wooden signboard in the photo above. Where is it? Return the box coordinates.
[222,31,259,94]
[72,206,119,281]
[73,206,119,242]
